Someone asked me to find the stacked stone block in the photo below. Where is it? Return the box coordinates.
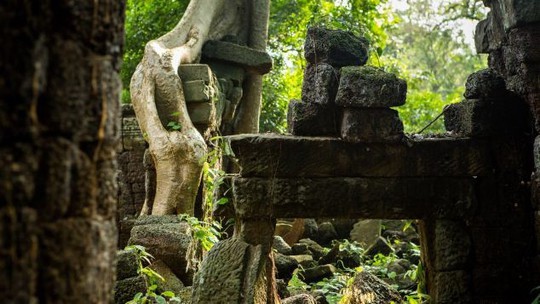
[288,27,406,143]
[444,68,530,137]
[178,64,225,137]
[336,66,406,142]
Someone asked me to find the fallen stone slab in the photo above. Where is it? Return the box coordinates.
[343,271,403,304]
[299,264,337,283]
[304,27,369,67]
[340,108,404,143]
[202,40,272,74]
[226,134,493,177]
[335,66,407,108]
[233,177,477,220]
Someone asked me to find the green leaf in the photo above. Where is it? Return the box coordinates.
[217,197,229,205]
[155,295,167,304]
[161,291,176,298]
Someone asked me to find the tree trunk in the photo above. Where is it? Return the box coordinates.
[233,0,271,134]
[131,0,264,215]
[0,1,124,302]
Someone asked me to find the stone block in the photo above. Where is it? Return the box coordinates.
[207,60,245,85]
[304,27,369,67]
[535,136,540,170]
[340,108,404,143]
[122,103,135,117]
[345,271,403,303]
[494,0,540,30]
[178,64,212,83]
[116,249,139,280]
[299,264,337,283]
[187,102,216,125]
[315,222,338,246]
[289,255,315,268]
[233,177,476,220]
[508,25,540,64]
[183,80,211,102]
[301,63,339,104]
[128,216,193,284]
[434,220,471,271]
[226,134,493,178]
[122,117,146,150]
[443,98,530,137]
[474,18,491,54]
[287,99,338,136]
[335,66,407,107]
[114,275,147,304]
[364,236,394,257]
[350,219,381,248]
[275,253,298,280]
[149,260,185,293]
[282,294,317,304]
[202,40,272,74]
[464,69,506,100]
[433,271,472,304]
[273,236,292,255]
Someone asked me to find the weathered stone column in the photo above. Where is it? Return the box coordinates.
[0,1,124,302]
[444,66,535,302]
[191,181,279,304]
[419,220,473,303]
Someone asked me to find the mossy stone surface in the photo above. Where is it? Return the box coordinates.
[304,27,369,67]
[335,66,407,108]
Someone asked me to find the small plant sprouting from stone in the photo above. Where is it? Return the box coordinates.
[178,214,222,252]
[167,112,182,131]
[124,245,182,304]
[182,135,237,271]
[201,135,237,215]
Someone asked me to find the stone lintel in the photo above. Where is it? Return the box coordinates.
[202,40,272,75]
[232,177,476,220]
[226,134,492,178]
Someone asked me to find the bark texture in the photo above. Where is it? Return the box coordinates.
[131,0,270,215]
[0,1,124,303]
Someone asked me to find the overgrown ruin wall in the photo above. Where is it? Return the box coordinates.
[117,104,147,248]
[475,0,540,296]
[115,1,540,302]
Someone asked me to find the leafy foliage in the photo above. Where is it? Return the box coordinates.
[122,0,488,134]
[178,214,222,252]
[124,245,182,304]
[261,0,397,133]
[122,0,188,103]
[379,0,487,133]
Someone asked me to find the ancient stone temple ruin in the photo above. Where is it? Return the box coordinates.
[116,1,540,303]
